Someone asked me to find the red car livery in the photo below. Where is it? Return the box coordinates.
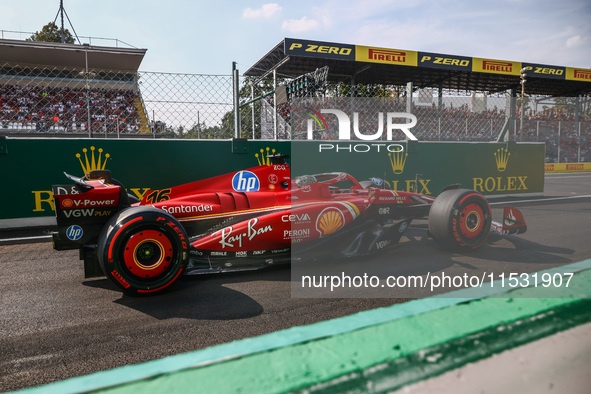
[52,155,526,295]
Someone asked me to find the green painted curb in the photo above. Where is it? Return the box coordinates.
[302,297,591,393]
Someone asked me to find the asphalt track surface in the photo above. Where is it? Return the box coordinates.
[1,174,590,392]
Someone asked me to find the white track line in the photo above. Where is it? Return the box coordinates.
[489,195,591,206]
[545,173,591,178]
[0,235,52,243]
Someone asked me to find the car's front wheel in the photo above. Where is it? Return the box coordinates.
[428,189,491,250]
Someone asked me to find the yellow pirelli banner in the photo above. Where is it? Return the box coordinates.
[472,58,521,76]
[355,45,418,66]
[545,163,591,173]
[283,38,591,83]
[566,68,591,82]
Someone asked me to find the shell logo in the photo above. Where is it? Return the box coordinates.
[316,208,345,236]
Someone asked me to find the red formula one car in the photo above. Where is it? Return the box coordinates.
[52,155,526,295]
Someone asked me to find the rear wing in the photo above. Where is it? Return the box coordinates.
[51,170,129,250]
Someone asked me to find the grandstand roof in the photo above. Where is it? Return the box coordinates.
[0,38,146,71]
[245,38,591,97]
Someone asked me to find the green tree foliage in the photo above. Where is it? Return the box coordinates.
[552,96,591,119]
[179,76,273,140]
[237,76,285,139]
[27,22,75,44]
[181,73,411,140]
[516,95,531,113]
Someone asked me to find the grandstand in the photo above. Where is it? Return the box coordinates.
[245,38,591,163]
[0,38,150,135]
[1,35,590,162]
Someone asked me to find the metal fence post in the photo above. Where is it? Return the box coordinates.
[84,44,91,138]
[251,84,255,139]
[233,62,240,139]
[578,121,581,162]
[438,85,443,141]
[273,69,277,140]
[558,120,561,162]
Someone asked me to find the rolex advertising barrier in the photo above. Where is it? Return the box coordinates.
[0,137,544,229]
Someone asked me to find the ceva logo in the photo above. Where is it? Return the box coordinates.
[232,171,260,192]
[305,108,418,141]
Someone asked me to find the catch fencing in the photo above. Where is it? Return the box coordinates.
[1,64,589,162]
[0,64,234,138]
[245,79,590,163]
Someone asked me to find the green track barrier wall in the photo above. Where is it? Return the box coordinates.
[17,260,591,394]
[0,137,544,226]
[291,140,544,197]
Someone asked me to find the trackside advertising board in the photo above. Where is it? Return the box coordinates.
[284,38,591,82]
[0,137,543,227]
[290,141,544,198]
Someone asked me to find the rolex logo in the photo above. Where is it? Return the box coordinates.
[494,147,510,172]
[388,151,408,175]
[255,147,276,166]
[76,146,110,174]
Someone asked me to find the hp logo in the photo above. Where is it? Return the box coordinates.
[66,225,84,241]
[399,221,408,233]
[232,171,260,192]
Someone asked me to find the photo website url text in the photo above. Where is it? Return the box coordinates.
[300,271,573,292]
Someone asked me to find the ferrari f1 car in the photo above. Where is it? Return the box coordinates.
[52,155,527,295]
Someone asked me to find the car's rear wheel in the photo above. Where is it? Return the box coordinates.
[428,189,491,250]
[97,206,189,295]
